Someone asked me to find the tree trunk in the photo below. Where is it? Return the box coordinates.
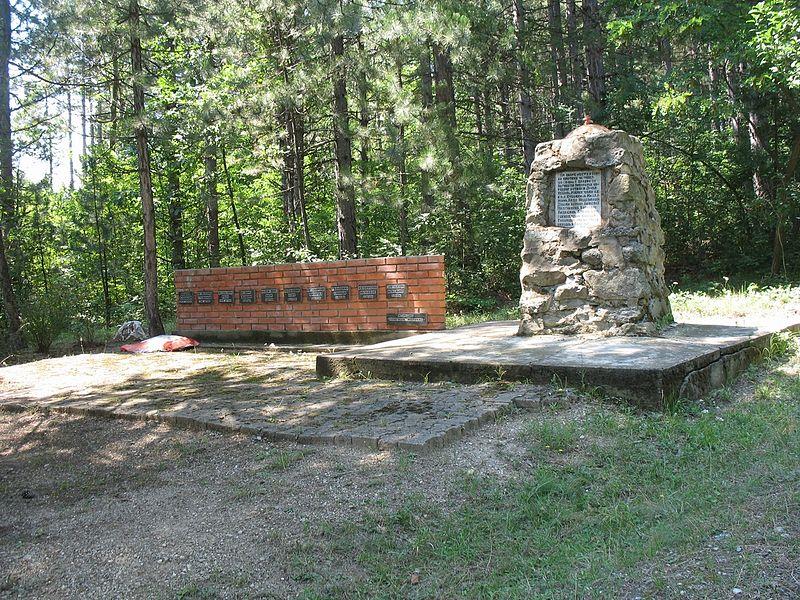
[66,87,74,190]
[0,0,21,349]
[396,62,409,255]
[89,158,111,327]
[512,0,536,175]
[166,161,185,271]
[547,0,568,137]
[582,0,606,118]
[565,0,583,120]
[221,144,248,266]
[331,32,358,258]
[418,43,435,232]
[357,35,369,178]
[204,135,220,268]
[771,132,800,275]
[129,0,165,336]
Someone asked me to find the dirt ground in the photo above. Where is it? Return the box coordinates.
[0,404,533,599]
[0,347,798,599]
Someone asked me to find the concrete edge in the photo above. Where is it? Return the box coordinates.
[315,322,800,409]
[173,329,432,345]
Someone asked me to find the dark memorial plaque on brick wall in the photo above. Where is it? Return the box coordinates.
[239,289,255,304]
[307,286,326,301]
[218,290,235,304]
[357,283,378,300]
[197,290,214,304]
[386,283,408,299]
[331,285,350,301]
[285,287,302,302]
[261,287,278,302]
[387,313,428,326]
[178,291,194,304]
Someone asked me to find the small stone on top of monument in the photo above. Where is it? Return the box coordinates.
[518,118,672,336]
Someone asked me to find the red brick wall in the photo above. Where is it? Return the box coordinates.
[174,255,445,334]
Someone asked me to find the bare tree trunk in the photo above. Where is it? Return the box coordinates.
[129,0,164,336]
[204,135,220,268]
[512,0,536,175]
[331,32,357,258]
[582,0,606,118]
[547,0,568,137]
[290,109,311,250]
[221,144,248,266]
[396,62,409,255]
[565,0,583,120]
[0,0,21,349]
[110,55,120,149]
[418,43,435,229]
[166,161,185,271]
[67,87,74,190]
[357,35,369,178]
[89,157,111,327]
[771,132,800,275]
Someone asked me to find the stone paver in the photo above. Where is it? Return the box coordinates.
[0,351,545,452]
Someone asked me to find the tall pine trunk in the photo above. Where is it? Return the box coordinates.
[418,43,435,246]
[0,0,22,349]
[512,0,536,175]
[204,135,220,268]
[547,0,568,137]
[221,144,248,265]
[331,32,357,258]
[582,0,606,118]
[166,161,185,271]
[129,0,164,336]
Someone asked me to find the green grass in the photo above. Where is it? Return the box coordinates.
[446,304,518,328]
[291,350,800,598]
[670,279,800,319]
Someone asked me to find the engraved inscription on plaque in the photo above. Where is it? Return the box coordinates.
[239,289,255,304]
[284,287,302,302]
[331,285,350,300]
[386,283,408,299]
[554,170,602,230]
[357,283,378,300]
[261,287,278,302]
[218,290,235,304]
[387,313,428,326]
[178,291,194,304]
[197,290,214,304]
[307,286,326,301]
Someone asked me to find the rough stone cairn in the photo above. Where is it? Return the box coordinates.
[519,122,672,336]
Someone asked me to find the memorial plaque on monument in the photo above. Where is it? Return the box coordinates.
[386,283,408,299]
[284,287,302,302]
[178,291,194,304]
[218,290,235,304]
[357,283,378,300]
[554,170,602,229]
[261,287,278,302]
[239,289,255,304]
[307,286,326,301]
[387,313,428,326]
[197,290,214,304]
[331,285,350,301]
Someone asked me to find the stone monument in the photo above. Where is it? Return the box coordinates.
[518,119,672,336]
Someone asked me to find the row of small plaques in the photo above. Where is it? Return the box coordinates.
[178,283,408,305]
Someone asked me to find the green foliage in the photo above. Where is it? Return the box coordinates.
[22,282,72,353]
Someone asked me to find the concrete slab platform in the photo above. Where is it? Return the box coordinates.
[316,319,800,408]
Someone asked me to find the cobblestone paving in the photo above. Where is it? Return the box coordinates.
[0,350,546,451]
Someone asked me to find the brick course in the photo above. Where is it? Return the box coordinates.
[175,255,445,335]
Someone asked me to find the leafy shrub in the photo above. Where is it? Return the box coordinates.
[22,286,72,353]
